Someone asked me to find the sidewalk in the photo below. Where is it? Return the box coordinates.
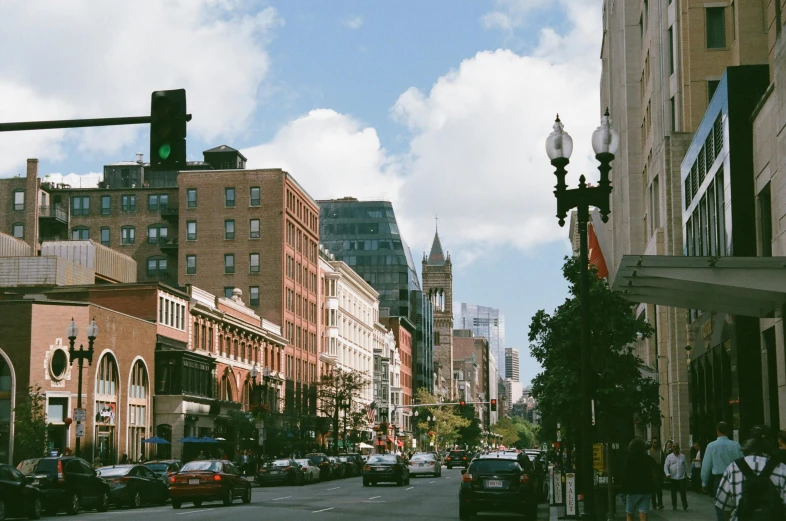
[549,491,717,520]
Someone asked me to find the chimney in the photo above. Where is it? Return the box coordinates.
[26,159,41,255]
[136,153,144,163]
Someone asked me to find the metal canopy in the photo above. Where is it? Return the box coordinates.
[612,255,786,317]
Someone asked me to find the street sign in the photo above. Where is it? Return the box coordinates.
[566,473,576,515]
[258,429,266,446]
[554,469,563,505]
[73,408,86,422]
[557,430,562,442]
[75,424,85,437]
[592,443,604,471]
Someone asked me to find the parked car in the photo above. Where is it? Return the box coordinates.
[523,450,548,500]
[343,453,365,474]
[294,459,321,484]
[256,459,303,486]
[0,463,43,519]
[327,457,345,479]
[362,454,410,486]
[458,452,538,520]
[304,453,332,481]
[96,464,168,508]
[408,453,441,477]
[445,450,470,469]
[232,454,257,476]
[337,456,358,477]
[144,460,182,486]
[168,460,251,509]
[17,457,110,515]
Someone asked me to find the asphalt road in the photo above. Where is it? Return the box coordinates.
[53,467,549,521]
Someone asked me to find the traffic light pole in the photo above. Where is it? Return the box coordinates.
[0,114,191,132]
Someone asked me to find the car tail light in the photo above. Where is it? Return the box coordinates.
[462,473,473,483]
[57,460,65,484]
[213,474,222,482]
[320,461,329,466]
[462,457,467,460]
[446,457,451,461]
[364,465,371,472]
[283,467,292,472]
[520,473,530,485]
[169,476,176,484]
[114,477,131,483]
[302,467,308,472]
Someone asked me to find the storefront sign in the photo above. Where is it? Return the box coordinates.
[75,424,85,437]
[701,319,712,339]
[554,469,563,505]
[566,473,576,516]
[592,443,604,471]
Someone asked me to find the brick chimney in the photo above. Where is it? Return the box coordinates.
[25,159,40,254]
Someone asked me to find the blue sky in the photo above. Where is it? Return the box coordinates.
[0,0,603,387]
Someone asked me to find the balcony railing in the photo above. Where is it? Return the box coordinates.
[159,205,178,221]
[39,205,67,223]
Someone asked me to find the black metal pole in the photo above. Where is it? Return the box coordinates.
[577,204,595,520]
[75,352,84,458]
[0,113,191,132]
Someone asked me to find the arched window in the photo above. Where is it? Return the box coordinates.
[95,353,119,465]
[241,342,246,362]
[220,372,233,402]
[242,380,252,411]
[127,361,149,462]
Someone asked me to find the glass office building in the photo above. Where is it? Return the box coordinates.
[454,303,506,370]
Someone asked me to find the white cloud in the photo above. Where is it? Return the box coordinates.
[0,0,281,176]
[343,16,364,30]
[43,172,103,189]
[480,0,550,30]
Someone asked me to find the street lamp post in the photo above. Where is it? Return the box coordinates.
[66,317,98,458]
[545,109,619,521]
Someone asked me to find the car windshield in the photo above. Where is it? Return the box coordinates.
[271,460,291,467]
[181,461,223,473]
[145,463,169,473]
[18,459,55,475]
[367,455,397,464]
[295,459,311,466]
[470,460,521,473]
[97,466,133,477]
[338,456,349,462]
[412,455,435,461]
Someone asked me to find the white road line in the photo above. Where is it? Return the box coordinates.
[429,480,436,483]
[327,486,341,490]
[176,509,211,516]
[363,500,387,503]
[272,495,292,501]
[406,486,414,490]
[368,495,381,499]
[312,507,335,513]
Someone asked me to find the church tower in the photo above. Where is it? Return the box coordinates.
[422,224,454,399]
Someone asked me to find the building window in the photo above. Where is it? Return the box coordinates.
[148,194,162,210]
[147,257,168,277]
[250,187,260,206]
[224,254,235,274]
[224,287,234,298]
[12,223,23,239]
[250,219,260,239]
[71,196,90,216]
[706,7,726,49]
[121,226,135,245]
[186,188,197,208]
[250,286,260,306]
[186,221,197,241]
[186,254,196,275]
[759,183,773,257]
[13,190,24,211]
[670,97,677,132]
[100,227,110,246]
[249,253,260,273]
[668,26,675,74]
[148,225,169,244]
[224,220,235,240]
[71,227,89,240]
[101,195,111,215]
[225,188,235,207]
[121,194,136,212]
[708,80,720,103]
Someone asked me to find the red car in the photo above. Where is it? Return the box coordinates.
[168,460,251,509]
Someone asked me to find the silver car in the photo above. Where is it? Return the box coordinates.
[408,454,441,477]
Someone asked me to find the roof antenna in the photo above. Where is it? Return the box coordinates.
[435,214,439,233]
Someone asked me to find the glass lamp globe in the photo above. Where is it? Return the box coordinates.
[592,109,620,155]
[65,318,78,339]
[86,318,99,339]
[545,115,574,161]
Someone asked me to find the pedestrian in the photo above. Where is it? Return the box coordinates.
[690,441,703,492]
[197,450,206,460]
[702,421,744,521]
[93,456,103,469]
[776,430,786,466]
[715,428,786,521]
[664,443,689,510]
[648,436,665,510]
[119,453,128,464]
[622,437,661,521]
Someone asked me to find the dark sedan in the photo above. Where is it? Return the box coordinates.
[168,460,251,509]
[458,453,538,520]
[0,463,42,520]
[256,459,303,486]
[96,465,168,508]
[362,454,410,486]
[17,457,109,515]
[144,460,182,486]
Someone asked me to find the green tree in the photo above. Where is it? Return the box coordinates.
[14,386,47,464]
[457,404,483,448]
[317,369,368,454]
[490,417,520,447]
[415,388,470,450]
[511,417,540,448]
[528,256,660,445]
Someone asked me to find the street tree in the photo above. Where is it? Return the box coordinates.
[511,417,540,448]
[415,388,470,450]
[528,256,660,445]
[457,404,483,448]
[14,386,47,464]
[490,417,520,447]
[317,369,368,454]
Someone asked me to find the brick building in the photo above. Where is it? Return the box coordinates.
[380,316,414,448]
[453,330,490,430]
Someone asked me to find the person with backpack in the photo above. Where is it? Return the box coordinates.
[715,429,786,521]
[703,421,744,521]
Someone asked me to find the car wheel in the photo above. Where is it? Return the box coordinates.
[65,492,80,515]
[363,478,370,487]
[397,476,403,486]
[28,496,42,520]
[96,492,110,512]
[447,465,452,470]
[242,486,251,504]
[130,491,142,509]
[223,487,233,506]
[194,500,203,507]
[172,500,182,509]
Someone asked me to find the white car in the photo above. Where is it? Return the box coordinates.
[408,454,441,477]
[295,459,321,483]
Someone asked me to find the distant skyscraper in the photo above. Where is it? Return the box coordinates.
[505,348,519,382]
[454,304,505,372]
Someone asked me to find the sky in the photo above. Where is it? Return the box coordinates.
[0,0,604,387]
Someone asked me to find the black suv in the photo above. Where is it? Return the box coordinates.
[458,452,538,520]
[17,456,110,515]
[445,450,470,469]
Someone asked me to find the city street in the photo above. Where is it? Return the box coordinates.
[48,467,549,521]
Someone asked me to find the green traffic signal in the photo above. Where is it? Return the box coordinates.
[158,143,171,160]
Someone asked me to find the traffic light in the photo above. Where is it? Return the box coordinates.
[150,89,187,171]
[490,399,497,412]
[459,400,466,409]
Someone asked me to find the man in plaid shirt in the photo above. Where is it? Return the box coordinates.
[715,451,786,520]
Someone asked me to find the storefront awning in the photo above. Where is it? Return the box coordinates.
[612,255,786,317]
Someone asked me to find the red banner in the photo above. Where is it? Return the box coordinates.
[588,224,608,278]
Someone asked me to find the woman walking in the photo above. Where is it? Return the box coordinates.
[623,438,661,521]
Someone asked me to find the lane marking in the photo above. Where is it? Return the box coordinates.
[368,495,381,499]
[272,496,292,501]
[429,480,436,483]
[406,486,414,490]
[327,486,340,491]
[312,507,335,513]
[363,500,387,503]
[176,509,211,515]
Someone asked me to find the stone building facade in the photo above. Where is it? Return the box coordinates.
[422,228,454,399]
